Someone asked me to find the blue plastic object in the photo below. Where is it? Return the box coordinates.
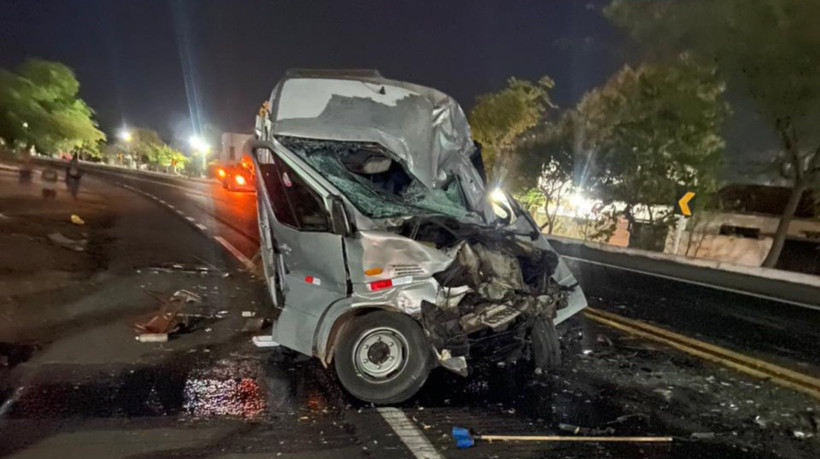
[452,426,475,449]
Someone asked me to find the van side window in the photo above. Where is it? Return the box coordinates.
[258,155,329,231]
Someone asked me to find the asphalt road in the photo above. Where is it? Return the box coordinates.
[2,167,819,458]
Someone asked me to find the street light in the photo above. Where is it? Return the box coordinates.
[189,136,211,177]
[22,121,29,129]
[118,129,133,167]
[189,136,210,153]
[119,129,133,143]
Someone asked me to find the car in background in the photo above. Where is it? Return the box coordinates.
[222,162,255,191]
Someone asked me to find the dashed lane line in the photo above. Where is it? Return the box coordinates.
[214,236,256,271]
[196,223,207,231]
[377,407,442,459]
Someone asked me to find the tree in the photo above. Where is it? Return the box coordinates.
[572,55,728,248]
[606,0,820,266]
[468,77,556,179]
[121,127,187,172]
[0,59,105,153]
[511,118,575,234]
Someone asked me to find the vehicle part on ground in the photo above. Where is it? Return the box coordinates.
[451,426,673,449]
[334,311,433,404]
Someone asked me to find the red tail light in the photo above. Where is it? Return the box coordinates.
[368,279,393,291]
[217,168,226,178]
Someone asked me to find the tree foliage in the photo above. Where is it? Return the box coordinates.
[118,127,187,171]
[468,77,555,179]
[511,118,575,234]
[572,55,729,235]
[606,0,820,265]
[0,59,105,154]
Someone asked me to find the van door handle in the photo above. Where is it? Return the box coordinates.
[278,243,292,255]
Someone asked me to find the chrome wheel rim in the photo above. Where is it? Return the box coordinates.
[353,327,408,381]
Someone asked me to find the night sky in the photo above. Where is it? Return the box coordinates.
[0,0,624,145]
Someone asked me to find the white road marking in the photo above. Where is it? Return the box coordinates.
[377,407,442,459]
[0,212,9,220]
[196,223,207,231]
[167,204,176,209]
[0,386,24,419]
[112,173,213,197]
[214,236,256,271]
[186,216,196,222]
[562,255,820,312]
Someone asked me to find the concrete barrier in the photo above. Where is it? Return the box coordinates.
[548,234,820,309]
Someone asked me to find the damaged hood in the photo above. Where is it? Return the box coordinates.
[268,72,477,191]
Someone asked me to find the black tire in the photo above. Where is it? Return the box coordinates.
[334,311,433,404]
[531,317,562,371]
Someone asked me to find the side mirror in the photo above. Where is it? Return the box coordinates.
[329,195,352,238]
[248,139,277,165]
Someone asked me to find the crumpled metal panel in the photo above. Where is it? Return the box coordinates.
[349,278,440,317]
[345,230,455,284]
[269,75,477,196]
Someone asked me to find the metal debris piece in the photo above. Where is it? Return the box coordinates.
[48,232,86,252]
[242,318,267,332]
[172,289,203,304]
[242,311,256,317]
[136,333,168,343]
[690,432,715,440]
[135,291,188,337]
[792,430,813,440]
[70,214,85,225]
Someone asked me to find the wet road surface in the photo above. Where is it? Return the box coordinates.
[2,166,819,458]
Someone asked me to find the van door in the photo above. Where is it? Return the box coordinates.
[251,143,349,356]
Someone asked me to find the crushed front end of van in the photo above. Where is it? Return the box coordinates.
[250,69,587,404]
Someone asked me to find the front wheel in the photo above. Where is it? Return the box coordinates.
[334,311,433,404]
[531,317,562,372]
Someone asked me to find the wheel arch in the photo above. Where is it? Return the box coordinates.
[314,302,408,367]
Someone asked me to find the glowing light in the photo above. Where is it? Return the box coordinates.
[234,174,246,186]
[569,192,596,216]
[119,130,133,143]
[216,168,226,178]
[489,188,507,203]
[189,136,210,153]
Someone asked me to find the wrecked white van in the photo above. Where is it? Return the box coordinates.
[249,69,587,404]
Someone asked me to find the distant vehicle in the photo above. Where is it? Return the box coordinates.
[214,132,255,192]
[250,70,587,404]
[222,162,255,191]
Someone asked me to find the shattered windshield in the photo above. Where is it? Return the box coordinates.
[277,136,473,220]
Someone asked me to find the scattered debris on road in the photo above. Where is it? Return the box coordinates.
[70,214,85,225]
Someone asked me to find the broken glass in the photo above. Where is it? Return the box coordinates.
[278,136,474,220]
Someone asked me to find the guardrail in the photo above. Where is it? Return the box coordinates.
[548,234,820,309]
[32,157,216,187]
